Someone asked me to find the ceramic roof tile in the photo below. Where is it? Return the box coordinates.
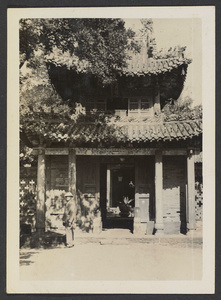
[46,44,191,76]
[23,119,202,145]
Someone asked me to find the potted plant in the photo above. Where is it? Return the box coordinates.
[119,196,134,217]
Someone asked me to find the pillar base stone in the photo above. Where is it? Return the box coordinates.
[155,229,164,236]
[93,217,102,234]
[146,221,155,235]
[133,218,146,235]
[186,228,197,236]
[154,223,164,236]
[187,222,196,234]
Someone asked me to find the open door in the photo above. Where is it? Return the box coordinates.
[103,164,135,230]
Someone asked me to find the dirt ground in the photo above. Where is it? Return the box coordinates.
[20,241,202,281]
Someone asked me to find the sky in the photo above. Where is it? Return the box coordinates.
[124,18,202,106]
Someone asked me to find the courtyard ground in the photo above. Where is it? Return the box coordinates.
[20,229,202,281]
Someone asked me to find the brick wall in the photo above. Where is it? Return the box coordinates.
[135,156,155,221]
[20,167,37,232]
[163,156,186,233]
[76,156,100,232]
[195,162,203,224]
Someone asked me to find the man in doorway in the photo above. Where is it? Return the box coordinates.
[62,192,77,248]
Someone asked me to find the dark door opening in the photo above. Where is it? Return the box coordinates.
[100,163,135,231]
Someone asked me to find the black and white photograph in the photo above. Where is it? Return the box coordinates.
[7,6,215,294]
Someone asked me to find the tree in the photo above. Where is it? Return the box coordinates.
[140,19,153,34]
[19,18,140,84]
[19,18,142,166]
[19,18,143,121]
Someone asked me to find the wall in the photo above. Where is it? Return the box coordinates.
[76,156,100,231]
[45,155,100,231]
[163,156,187,234]
[195,162,203,230]
[135,156,155,222]
[20,154,202,235]
[45,156,68,230]
[20,166,37,232]
[46,156,69,191]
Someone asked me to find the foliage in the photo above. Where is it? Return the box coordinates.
[77,190,100,232]
[45,190,66,230]
[140,19,153,34]
[20,179,37,231]
[20,139,36,167]
[19,18,141,162]
[19,18,200,159]
[21,100,202,148]
[163,96,202,121]
[19,53,71,167]
[44,188,100,232]
[20,50,73,119]
[20,18,140,85]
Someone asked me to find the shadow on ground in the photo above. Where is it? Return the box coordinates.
[20,230,65,249]
[20,251,39,266]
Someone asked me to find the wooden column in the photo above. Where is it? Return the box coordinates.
[36,148,46,234]
[96,157,100,202]
[154,81,160,116]
[106,166,111,208]
[93,157,102,234]
[155,150,164,234]
[187,150,196,232]
[133,160,143,234]
[69,149,76,196]
[134,160,139,209]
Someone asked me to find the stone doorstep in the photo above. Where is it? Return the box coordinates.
[49,229,202,246]
[74,235,203,246]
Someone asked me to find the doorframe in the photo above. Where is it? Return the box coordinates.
[106,163,135,210]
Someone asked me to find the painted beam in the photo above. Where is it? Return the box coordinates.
[162,149,187,156]
[33,147,188,156]
[45,148,69,155]
[76,148,187,156]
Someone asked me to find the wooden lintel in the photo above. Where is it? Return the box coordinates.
[45,148,69,155]
[33,147,188,156]
[75,148,156,156]
[76,148,187,156]
[162,149,187,156]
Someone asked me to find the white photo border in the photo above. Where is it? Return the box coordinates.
[7,6,215,294]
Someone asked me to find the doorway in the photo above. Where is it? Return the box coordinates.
[102,164,135,230]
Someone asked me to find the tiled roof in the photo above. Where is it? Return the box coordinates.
[123,57,191,76]
[123,41,191,75]
[24,119,202,145]
[46,45,191,76]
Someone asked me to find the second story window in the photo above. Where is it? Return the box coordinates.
[128,96,153,117]
[85,98,107,112]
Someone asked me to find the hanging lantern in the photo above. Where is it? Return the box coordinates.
[118,175,123,182]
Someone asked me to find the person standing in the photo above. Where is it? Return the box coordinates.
[62,192,77,248]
